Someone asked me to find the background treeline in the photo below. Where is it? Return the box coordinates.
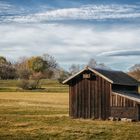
[0,54,62,90]
[0,54,139,90]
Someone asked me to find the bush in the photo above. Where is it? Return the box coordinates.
[18,80,29,90]
[18,80,41,90]
[28,80,40,89]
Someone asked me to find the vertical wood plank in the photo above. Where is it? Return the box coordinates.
[82,79,85,118]
[85,78,88,118]
[95,75,98,119]
[88,79,91,118]
[92,79,95,118]
[78,78,81,117]
[69,86,71,116]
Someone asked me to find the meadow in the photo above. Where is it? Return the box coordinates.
[0,79,68,92]
[0,80,140,140]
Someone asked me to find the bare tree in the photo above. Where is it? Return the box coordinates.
[58,69,70,83]
[98,63,111,70]
[42,53,57,69]
[87,58,110,70]
[69,64,80,75]
[88,58,97,68]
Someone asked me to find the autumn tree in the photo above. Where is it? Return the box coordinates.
[28,56,48,73]
[15,57,31,80]
[0,56,8,64]
[24,56,47,89]
[128,64,140,81]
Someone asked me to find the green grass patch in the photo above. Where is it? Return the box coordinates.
[0,79,68,92]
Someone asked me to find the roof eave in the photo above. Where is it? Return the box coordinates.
[113,91,140,103]
[62,67,88,84]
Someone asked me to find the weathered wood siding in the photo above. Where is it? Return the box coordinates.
[110,93,136,107]
[69,70,111,119]
[110,93,140,120]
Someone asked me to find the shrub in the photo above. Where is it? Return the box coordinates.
[18,80,41,90]
[28,80,40,89]
[18,80,29,90]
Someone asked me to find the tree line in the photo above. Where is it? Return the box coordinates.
[0,55,139,89]
[57,58,140,83]
[0,54,58,89]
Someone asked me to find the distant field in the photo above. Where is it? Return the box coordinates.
[0,92,140,140]
[0,79,68,92]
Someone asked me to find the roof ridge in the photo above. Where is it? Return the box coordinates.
[93,67,122,72]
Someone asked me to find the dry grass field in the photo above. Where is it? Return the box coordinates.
[0,92,140,140]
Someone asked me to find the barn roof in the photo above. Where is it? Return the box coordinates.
[113,90,140,103]
[94,68,139,86]
[63,66,139,86]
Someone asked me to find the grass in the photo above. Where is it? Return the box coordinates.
[0,92,140,140]
[0,79,68,92]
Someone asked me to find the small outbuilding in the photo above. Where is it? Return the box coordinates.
[63,66,140,120]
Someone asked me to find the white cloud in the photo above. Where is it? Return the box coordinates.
[0,1,140,27]
[0,2,139,70]
[0,3,140,23]
[0,23,140,70]
[99,50,140,56]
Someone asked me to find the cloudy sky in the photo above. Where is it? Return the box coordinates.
[0,0,140,71]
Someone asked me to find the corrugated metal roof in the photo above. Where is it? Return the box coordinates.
[95,68,139,86]
[113,90,140,103]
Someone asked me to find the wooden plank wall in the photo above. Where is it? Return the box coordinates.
[110,93,136,107]
[69,71,111,119]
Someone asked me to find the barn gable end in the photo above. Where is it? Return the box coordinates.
[66,67,112,119]
[63,66,113,84]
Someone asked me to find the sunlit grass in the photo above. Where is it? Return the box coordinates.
[0,92,140,140]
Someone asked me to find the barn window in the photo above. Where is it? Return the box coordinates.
[83,74,90,79]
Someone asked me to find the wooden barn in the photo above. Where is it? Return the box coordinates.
[63,66,140,120]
